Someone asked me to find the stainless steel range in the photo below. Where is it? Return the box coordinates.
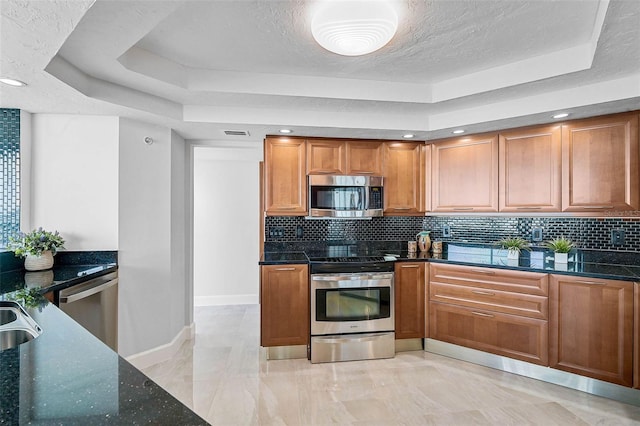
[309,256,395,363]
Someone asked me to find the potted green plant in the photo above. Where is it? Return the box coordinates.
[8,228,65,271]
[497,236,531,260]
[543,236,574,263]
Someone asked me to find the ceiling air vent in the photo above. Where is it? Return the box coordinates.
[224,130,250,136]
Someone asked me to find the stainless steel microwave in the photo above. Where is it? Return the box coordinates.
[308,175,383,218]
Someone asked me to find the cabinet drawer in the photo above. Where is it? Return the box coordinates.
[430,263,548,296]
[429,301,548,366]
[430,282,548,320]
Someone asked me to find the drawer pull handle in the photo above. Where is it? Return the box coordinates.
[470,269,495,275]
[574,280,606,285]
[581,206,613,209]
[393,207,411,210]
[401,265,420,269]
[278,207,297,210]
[274,267,296,271]
[471,290,495,296]
[516,207,542,210]
[453,207,474,211]
[471,311,494,318]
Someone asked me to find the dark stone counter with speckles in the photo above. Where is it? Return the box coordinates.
[260,242,640,282]
[0,251,209,425]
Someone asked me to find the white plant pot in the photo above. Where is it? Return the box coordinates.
[24,251,54,271]
[507,249,520,260]
[554,252,568,264]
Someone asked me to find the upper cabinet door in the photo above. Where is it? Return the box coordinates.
[499,125,562,212]
[562,113,639,212]
[346,141,383,175]
[264,137,307,215]
[383,142,425,215]
[432,134,499,212]
[307,140,346,175]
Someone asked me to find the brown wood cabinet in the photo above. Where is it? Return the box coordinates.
[307,140,345,174]
[346,141,383,175]
[383,142,428,214]
[307,139,383,175]
[260,264,309,347]
[430,302,548,366]
[549,274,634,386]
[429,263,549,365]
[394,262,426,339]
[264,137,307,215]
[499,125,562,212]
[561,112,639,212]
[635,283,639,389]
[431,134,498,212]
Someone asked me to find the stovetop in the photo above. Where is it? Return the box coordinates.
[308,256,388,263]
[309,256,394,274]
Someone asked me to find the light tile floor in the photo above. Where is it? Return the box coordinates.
[142,305,640,425]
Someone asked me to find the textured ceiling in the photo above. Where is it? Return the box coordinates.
[1,0,639,142]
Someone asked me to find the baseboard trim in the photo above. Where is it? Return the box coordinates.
[194,294,258,306]
[126,323,195,370]
[424,338,640,407]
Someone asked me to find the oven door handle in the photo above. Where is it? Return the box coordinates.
[312,274,391,282]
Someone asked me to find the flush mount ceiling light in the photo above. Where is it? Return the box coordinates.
[279,129,292,134]
[311,0,399,56]
[0,78,27,87]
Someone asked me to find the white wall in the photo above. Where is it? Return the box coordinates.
[118,118,189,357]
[30,114,119,250]
[192,143,261,305]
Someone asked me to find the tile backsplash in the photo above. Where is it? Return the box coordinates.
[265,215,640,252]
[0,108,21,248]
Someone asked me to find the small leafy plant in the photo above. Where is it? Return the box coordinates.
[543,236,574,253]
[8,228,65,258]
[496,237,531,254]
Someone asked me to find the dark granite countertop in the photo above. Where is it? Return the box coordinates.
[0,255,209,425]
[260,243,640,282]
[0,301,208,425]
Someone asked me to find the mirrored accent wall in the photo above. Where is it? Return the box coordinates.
[0,109,20,247]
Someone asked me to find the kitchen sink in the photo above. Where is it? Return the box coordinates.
[0,301,43,351]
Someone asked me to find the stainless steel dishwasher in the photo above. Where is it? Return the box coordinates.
[59,271,118,351]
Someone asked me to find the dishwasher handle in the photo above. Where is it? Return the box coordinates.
[59,276,118,304]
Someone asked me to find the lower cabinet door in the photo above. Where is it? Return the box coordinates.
[260,264,309,347]
[550,274,634,387]
[429,302,548,366]
[394,262,426,339]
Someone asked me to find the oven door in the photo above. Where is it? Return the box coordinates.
[311,272,394,335]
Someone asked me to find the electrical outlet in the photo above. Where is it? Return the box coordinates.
[269,226,285,238]
[531,227,543,242]
[296,225,304,238]
[611,229,625,246]
[442,225,451,238]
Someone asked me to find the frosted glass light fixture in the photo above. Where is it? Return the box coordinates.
[311,0,399,56]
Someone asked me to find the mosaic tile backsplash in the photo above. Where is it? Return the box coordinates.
[0,109,20,248]
[265,215,640,252]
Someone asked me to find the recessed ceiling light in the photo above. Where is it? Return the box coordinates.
[279,129,292,134]
[452,129,465,134]
[0,78,27,87]
[311,0,398,56]
[402,134,415,139]
[553,113,569,119]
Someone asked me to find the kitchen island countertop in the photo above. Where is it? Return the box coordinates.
[0,261,209,425]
